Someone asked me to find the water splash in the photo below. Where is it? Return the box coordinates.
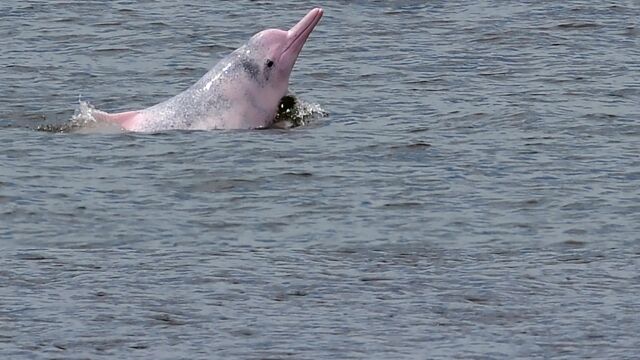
[36,101,107,133]
[271,94,328,129]
[71,101,99,126]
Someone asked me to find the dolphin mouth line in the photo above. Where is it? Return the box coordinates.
[282,8,323,57]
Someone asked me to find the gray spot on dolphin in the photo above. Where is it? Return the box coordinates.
[239,58,261,82]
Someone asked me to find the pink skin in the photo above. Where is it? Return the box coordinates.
[92,8,323,132]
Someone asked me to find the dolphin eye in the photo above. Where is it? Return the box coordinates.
[266,59,274,68]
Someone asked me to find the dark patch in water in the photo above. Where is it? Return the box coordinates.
[35,122,83,133]
[556,22,599,29]
[271,95,308,129]
[390,142,432,149]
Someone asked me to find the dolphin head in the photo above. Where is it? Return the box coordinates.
[228,8,322,127]
[250,8,323,82]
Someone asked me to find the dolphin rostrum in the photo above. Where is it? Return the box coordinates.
[92,8,323,132]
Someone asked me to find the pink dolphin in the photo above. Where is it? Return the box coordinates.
[92,8,323,132]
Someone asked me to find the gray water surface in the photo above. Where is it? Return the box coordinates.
[1,1,640,358]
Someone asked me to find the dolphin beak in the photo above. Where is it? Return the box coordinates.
[282,8,323,62]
